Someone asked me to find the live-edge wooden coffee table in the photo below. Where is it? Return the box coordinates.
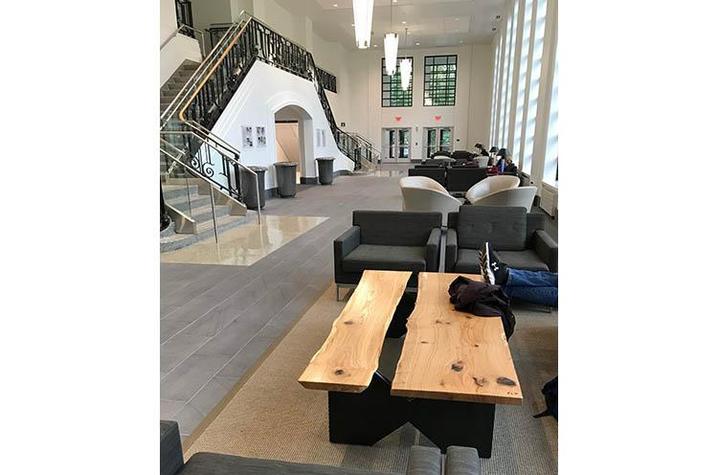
[298,270,522,458]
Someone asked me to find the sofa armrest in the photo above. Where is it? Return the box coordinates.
[445,446,480,475]
[445,228,458,272]
[334,226,361,276]
[425,228,442,272]
[533,229,558,272]
[160,421,184,475]
[405,446,442,475]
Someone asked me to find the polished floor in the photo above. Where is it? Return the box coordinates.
[160,165,558,440]
[161,215,328,266]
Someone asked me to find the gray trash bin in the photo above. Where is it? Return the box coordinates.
[240,166,267,210]
[316,157,335,185]
[274,162,298,198]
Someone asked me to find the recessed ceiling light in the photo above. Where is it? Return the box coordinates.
[351,23,354,26]
[373,44,378,47]
[459,40,464,44]
[333,3,338,7]
[415,42,420,46]
[401,21,407,25]
[495,15,501,20]
[455,18,460,21]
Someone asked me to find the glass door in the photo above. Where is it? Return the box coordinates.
[382,128,412,162]
[424,127,453,158]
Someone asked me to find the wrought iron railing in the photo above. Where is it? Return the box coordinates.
[175,14,376,170]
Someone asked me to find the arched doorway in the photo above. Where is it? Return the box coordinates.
[273,104,314,184]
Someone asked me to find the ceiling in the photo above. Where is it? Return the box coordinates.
[307,0,506,49]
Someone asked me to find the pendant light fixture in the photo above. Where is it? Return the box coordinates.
[352,0,375,49]
[399,28,411,90]
[384,1,398,75]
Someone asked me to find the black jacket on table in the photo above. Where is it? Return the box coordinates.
[448,276,516,339]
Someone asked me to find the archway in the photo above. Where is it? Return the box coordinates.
[273,104,314,184]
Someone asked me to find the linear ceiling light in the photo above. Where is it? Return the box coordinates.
[352,0,375,49]
[384,33,399,75]
[399,27,411,90]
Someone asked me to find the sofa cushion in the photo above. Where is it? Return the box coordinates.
[353,211,441,246]
[454,248,481,274]
[343,244,427,273]
[496,250,550,272]
[456,206,526,251]
[182,452,386,475]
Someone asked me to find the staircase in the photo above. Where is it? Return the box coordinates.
[161,181,250,252]
[161,61,199,115]
[160,12,380,248]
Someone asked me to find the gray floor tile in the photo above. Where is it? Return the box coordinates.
[174,403,205,437]
[187,377,236,417]
[160,399,186,420]
[161,353,231,401]
[160,331,211,374]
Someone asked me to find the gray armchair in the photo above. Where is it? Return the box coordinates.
[161,420,480,475]
[334,211,442,297]
[445,206,558,274]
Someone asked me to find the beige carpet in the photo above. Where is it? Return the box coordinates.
[186,286,558,474]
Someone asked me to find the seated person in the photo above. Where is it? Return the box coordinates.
[498,153,518,175]
[474,143,490,156]
[479,243,557,307]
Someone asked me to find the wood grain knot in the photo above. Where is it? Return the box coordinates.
[472,376,487,387]
[420,340,429,344]
[496,376,516,386]
[343,320,354,325]
[434,319,451,325]
[451,361,464,372]
[334,369,345,376]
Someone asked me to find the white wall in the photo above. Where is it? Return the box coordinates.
[344,44,493,159]
[159,0,201,87]
[275,123,301,164]
[210,61,354,189]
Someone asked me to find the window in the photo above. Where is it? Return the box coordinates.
[382,57,413,107]
[500,1,518,146]
[543,46,558,186]
[513,0,534,165]
[489,42,500,145]
[423,55,457,106]
[521,0,548,174]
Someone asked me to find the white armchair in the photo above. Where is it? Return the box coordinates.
[470,186,537,211]
[399,176,462,226]
[465,175,520,204]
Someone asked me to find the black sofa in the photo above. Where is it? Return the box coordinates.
[445,206,558,274]
[445,167,488,192]
[408,166,445,185]
[160,421,481,474]
[334,211,442,297]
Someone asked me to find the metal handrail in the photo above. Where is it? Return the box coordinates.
[160,132,261,224]
[160,17,247,127]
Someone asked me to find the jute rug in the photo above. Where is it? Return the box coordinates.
[186,285,558,474]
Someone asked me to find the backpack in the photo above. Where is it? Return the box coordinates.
[534,377,558,420]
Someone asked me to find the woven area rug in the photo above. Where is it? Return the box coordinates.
[185,285,558,474]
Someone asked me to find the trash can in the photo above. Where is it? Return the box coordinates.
[316,157,335,185]
[240,165,267,210]
[274,162,298,198]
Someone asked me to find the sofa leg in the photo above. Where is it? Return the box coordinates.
[336,285,340,301]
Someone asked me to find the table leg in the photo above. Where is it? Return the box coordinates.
[410,398,496,458]
[328,372,410,446]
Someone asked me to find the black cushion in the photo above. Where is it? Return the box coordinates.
[181,452,386,475]
[353,211,441,247]
[445,167,488,192]
[343,245,427,273]
[456,206,526,251]
[408,167,445,184]
[496,250,550,272]
[451,150,476,161]
[454,248,481,274]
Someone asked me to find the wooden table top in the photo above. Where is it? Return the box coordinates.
[391,272,522,405]
[297,270,412,393]
[298,271,522,405]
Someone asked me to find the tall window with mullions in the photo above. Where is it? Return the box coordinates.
[382,57,413,107]
[423,55,457,106]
